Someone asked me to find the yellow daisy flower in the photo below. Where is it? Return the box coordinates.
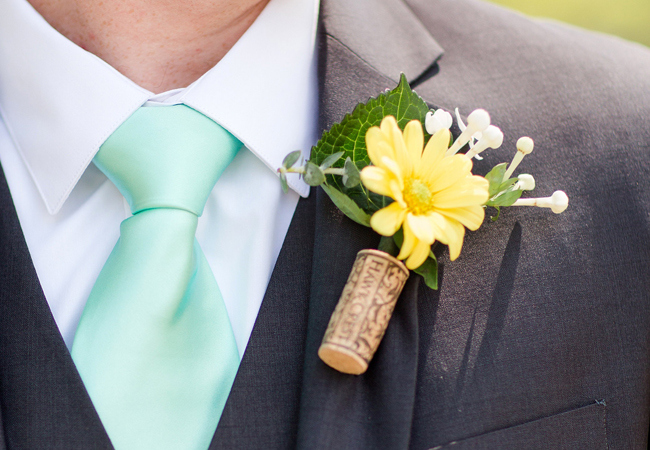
[360,116,490,269]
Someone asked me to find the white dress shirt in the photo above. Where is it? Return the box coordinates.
[0,0,319,355]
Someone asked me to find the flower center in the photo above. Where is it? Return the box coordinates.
[403,178,433,215]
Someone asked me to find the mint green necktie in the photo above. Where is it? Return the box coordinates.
[71,105,241,450]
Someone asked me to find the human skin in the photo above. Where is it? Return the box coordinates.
[28,0,271,93]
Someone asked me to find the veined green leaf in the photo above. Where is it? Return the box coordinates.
[310,73,430,215]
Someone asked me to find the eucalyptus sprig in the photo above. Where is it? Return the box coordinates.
[278,151,361,193]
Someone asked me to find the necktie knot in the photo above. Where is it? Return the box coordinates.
[94,105,241,216]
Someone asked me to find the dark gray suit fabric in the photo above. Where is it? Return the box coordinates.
[1,0,649,449]
[406,1,650,449]
[298,0,650,449]
[0,164,112,448]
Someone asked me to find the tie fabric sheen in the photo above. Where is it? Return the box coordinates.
[71,105,241,450]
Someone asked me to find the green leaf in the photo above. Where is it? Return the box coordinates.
[303,162,325,186]
[490,206,501,222]
[378,235,399,257]
[282,150,302,169]
[497,178,518,193]
[485,163,508,197]
[393,228,438,289]
[486,188,523,207]
[320,151,344,170]
[486,172,521,208]
[342,157,361,188]
[310,73,430,215]
[413,256,438,290]
[279,171,289,194]
[321,184,371,227]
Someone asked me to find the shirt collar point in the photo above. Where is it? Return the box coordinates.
[41,187,69,215]
[288,177,310,198]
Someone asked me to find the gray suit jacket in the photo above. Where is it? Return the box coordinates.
[1,0,649,448]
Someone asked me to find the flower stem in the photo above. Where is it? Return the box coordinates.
[325,168,346,176]
[286,166,345,175]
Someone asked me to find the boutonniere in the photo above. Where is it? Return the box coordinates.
[278,75,568,375]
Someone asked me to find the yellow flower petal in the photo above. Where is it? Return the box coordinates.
[360,166,393,198]
[380,116,399,138]
[432,178,490,208]
[424,154,472,192]
[436,205,485,231]
[397,220,416,260]
[366,127,394,166]
[362,116,488,266]
[427,212,465,260]
[426,212,450,244]
[366,126,384,163]
[389,179,406,207]
[406,212,435,244]
[392,133,413,179]
[380,116,412,177]
[406,240,431,269]
[419,128,450,174]
[381,157,405,193]
[403,120,424,163]
[370,202,407,236]
[446,220,465,261]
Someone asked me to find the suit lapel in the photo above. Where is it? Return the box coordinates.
[317,0,444,132]
[209,192,316,449]
[298,1,445,447]
[215,1,444,448]
[0,164,111,449]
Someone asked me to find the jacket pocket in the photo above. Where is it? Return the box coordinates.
[431,401,607,450]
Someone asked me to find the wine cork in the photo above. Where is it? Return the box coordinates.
[319,249,409,375]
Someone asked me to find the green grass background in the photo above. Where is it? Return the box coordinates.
[486,0,650,47]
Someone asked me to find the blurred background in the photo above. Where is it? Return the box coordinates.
[486,0,650,47]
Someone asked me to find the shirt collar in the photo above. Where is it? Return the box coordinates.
[0,0,317,214]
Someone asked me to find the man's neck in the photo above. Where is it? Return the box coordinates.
[28,0,270,93]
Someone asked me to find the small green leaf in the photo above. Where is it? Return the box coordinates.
[413,256,438,290]
[486,175,521,208]
[490,206,501,222]
[486,189,523,207]
[497,178,518,193]
[342,157,361,188]
[303,162,325,186]
[282,150,302,169]
[321,184,372,227]
[485,163,508,197]
[279,171,289,194]
[320,151,344,170]
[378,235,399,257]
[393,227,405,248]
